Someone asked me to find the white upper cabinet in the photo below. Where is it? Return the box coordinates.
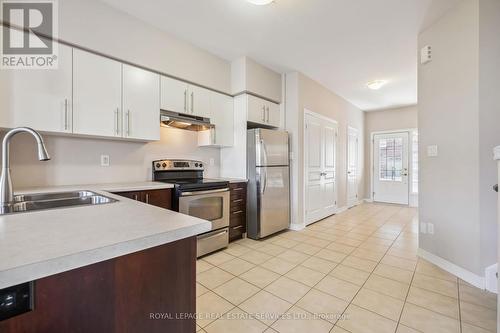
[189,85,211,118]
[160,76,189,114]
[0,34,72,133]
[198,93,234,147]
[73,49,122,137]
[160,75,212,118]
[266,100,281,128]
[122,65,160,141]
[246,94,280,128]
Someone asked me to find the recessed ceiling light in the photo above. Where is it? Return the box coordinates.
[366,80,388,90]
[246,0,274,5]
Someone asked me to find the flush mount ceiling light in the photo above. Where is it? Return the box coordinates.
[246,0,274,5]
[366,80,388,90]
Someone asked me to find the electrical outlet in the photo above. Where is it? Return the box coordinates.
[209,158,215,166]
[100,155,110,167]
[427,145,438,157]
[420,222,427,234]
[427,223,435,235]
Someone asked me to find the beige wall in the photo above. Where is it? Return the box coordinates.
[1,0,233,188]
[286,72,365,229]
[58,0,231,93]
[364,105,418,198]
[418,0,499,277]
[3,127,220,189]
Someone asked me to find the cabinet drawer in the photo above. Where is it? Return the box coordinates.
[230,210,245,227]
[230,198,245,210]
[229,225,245,242]
[115,191,143,201]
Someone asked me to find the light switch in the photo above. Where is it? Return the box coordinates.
[100,155,110,167]
[427,145,438,157]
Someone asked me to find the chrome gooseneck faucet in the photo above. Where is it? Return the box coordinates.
[0,127,50,206]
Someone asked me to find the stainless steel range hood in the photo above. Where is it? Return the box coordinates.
[160,110,214,131]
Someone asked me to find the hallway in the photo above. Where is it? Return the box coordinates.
[196,203,497,333]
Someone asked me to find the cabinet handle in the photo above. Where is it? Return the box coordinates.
[262,106,266,122]
[145,193,149,204]
[233,210,244,215]
[184,89,187,112]
[266,106,270,123]
[126,110,131,136]
[233,225,243,230]
[232,199,243,203]
[233,187,244,191]
[64,98,68,131]
[114,108,120,135]
[133,194,139,201]
[191,92,194,113]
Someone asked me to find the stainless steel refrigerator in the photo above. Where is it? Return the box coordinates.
[247,128,290,239]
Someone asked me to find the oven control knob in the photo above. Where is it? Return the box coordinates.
[162,163,167,168]
[195,163,199,167]
[155,163,161,169]
[199,163,203,168]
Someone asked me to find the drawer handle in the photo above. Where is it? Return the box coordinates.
[233,210,244,215]
[232,199,244,203]
[233,187,244,191]
[233,225,243,230]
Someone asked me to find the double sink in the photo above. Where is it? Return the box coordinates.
[0,191,117,215]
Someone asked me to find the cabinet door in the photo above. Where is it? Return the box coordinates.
[160,76,188,114]
[122,65,160,141]
[189,85,211,118]
[247,95,266,124]
[211,93,234,146]
[73,49,122,137]
[0,33,72,133]
[266,101,281,128]
[114,191,144,202]
[143,189,172,210]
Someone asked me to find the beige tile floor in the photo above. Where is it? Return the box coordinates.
[195,203,497,333]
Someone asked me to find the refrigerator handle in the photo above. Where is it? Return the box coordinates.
[261,168,267,194]
[260,139,269,166]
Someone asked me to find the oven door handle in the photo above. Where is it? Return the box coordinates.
[180,188,229,197]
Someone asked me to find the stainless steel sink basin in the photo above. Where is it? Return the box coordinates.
[1,191,117,215]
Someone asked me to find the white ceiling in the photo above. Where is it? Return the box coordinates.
[100,0,458,111]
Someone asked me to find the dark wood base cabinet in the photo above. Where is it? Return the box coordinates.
[0,237,196,333]
[229,182,247,242]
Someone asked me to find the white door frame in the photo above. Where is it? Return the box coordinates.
[303,109,338,225]
[370,128,417,204]
[347,126,359,208]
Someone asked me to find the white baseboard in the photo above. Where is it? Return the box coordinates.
[336,206,348,214]
[364,198,373,203]
[288,223,305,231]
[417,248,485,289]
[485,263,498,293]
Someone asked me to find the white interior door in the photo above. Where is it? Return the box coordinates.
[347,127,359,207]
[373,132,410,205]
[305,112,337,225]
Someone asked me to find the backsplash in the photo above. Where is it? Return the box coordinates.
[1,127,220,189]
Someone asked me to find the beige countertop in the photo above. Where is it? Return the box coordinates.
[0,182,210,289]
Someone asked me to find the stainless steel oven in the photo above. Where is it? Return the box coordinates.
[178,188,229,231]
[152,159,231,257]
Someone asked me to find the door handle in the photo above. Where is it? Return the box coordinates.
[126,110,131,136]
[64,98,69,131]
[114,108,120,135]
[191,92,194,113]
[184,89,188,112]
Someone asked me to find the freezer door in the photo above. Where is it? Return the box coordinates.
[256,129,289,167]
[257,166,290,237]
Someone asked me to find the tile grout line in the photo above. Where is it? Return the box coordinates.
[198,204,423,332]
